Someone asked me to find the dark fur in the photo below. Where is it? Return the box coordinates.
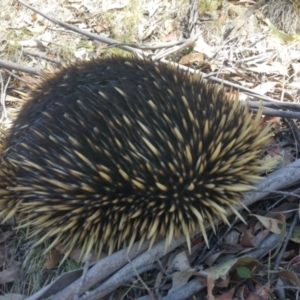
[0,57,271,258]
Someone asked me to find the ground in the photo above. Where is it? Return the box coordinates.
[0,0,300,299]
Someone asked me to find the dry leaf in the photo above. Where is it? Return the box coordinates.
[43,249,61,269]
[179,53,204,66]
[0,231,14,243]
[0,262,21,284]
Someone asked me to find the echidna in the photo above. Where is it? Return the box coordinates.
[0,57,271,259]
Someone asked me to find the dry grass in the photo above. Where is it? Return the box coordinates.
[263,0,300,35]
[1,0,190,64]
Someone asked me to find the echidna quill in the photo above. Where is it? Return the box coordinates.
[0,57,271,259]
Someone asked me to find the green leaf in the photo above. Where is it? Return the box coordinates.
[236,266,251,279]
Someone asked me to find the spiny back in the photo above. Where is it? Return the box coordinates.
[1,57,271,259]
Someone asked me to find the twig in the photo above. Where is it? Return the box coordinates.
[3,69,30,83]
[272,212,298,278]
[0,59,39,75]
[127,256,154,299]
[0,71,9,120]
[23,50,62,64]
[225,0,269,40]
[17,0,151,58]
[255,107,300,119]
[162,233,281,300]
[74,254,91,300]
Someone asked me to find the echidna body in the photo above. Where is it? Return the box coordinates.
[0,57,271,258]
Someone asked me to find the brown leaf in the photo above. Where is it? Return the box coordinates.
[0,231,14,243]
[277,270,300,287]
[43,249,61,269]
[179,53,204,66]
